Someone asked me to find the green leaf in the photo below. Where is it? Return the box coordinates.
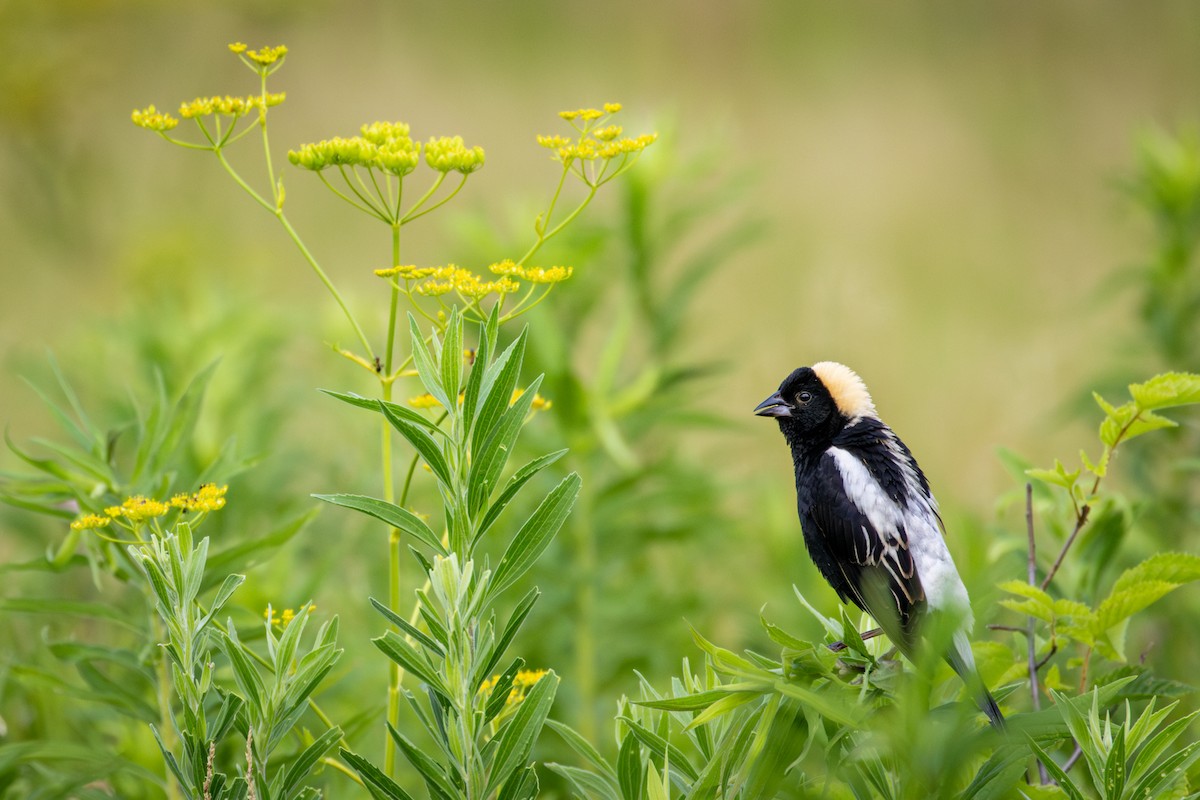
[389,723,459,800]
[1027,737,1086,800]
[373,632,448,699]
[1126,739,1200,800]
[1112,552,1200,593]
[617,732,644,800]
[1117,409,1178,444]
[498,767,539,800]
[686,691,762,731]
[379,401,454,490]
[484,658,526,725]
[1026,459,1080,490]
[959,746,1032,800]
[545,764,620,800]
[280,727,341,795]
[490,473,582,598]
[545,720,620,786]
[1128,371,1200,409]
[468,374,543,515]
[340,749,418,800]
[204,508,319,590]
[1093,580,1178,635]
[314,494,446,556]
[619,716,700,782]
[1102,725,1126,799]
[369,597,445,656]
[1128,709,1200,785]
[479,588,540,681]
[441,307,463,409]
[471,328,528,448]
[409,315,451,412]
[486,670,560,796]
[475,449,568,545]
[319,389,440,431]
[635,689,732,713]
[221,630,266,716]
[0,597,148,635]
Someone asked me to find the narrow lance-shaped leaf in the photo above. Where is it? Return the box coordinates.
[486,670,561,796]
[313,493,447,556]
[409,314,452,411]
[379,401,454,490]
[468,374,543,514]
[490,473,581,598]
[474,449,568,546]
[441,307,463,411]
[319,389,441,432]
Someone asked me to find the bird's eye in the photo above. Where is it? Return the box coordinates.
[796,391,813,405]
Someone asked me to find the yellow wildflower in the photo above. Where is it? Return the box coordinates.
[425,136,485,174]
[131,105,179,132]
[536,134,571,149]
[409,393,443,409]
[228,42,248,54]
[415,280,454,296]
[592,125,623,142]
[521,266,573,284]
[603,102,622,114]
[106,496,171,523]
[265,603,316,628]
[70,514,111,532]
[479,669,549,705]
[511,389,552,411]
[245,44,288,66]
[170,484,228,513]
[488,259,524,278]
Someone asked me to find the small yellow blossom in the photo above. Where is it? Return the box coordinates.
[244,44,288,66]
[415,280,454,296]
[70,514,111,532]
[131,105,180,132]
[488,259,524,277]
[178,93,284,119]
[375,265,438,280]
[511,389,552,412]
[228,42,248,54]
[105,496,171,523]
[536,134,571,149]
[479,669,549,706]
[603,102,622,114]
[264,603,316,628]
[592,125,623,142]
[521,266,573,284]
[425,136,485,174]
[409,393,443,409]
[169,484,228,513]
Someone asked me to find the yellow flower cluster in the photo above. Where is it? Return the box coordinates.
[131,105,180,132]
[424,136,486,174]
[263,603,316,628]
[489,260,574,284]
[70,514,112,532]
[169,483,228,513]
[178,93,286,119]
[378,264,520,299]
[478,669,549,705]
[289,121,421,177]
[105,496,171,523]
[229,43,288,67]
[540,102,656,167]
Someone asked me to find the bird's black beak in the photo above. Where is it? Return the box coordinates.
[754,391,792,418]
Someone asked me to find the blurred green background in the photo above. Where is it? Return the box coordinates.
[3,1,1200,795]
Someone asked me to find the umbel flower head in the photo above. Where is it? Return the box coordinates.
[131,105,180,132]
[289,124,483,178]
[538,101,657,183]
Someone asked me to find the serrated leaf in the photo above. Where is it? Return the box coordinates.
[1118,409,1178,444]
[314,494,447,556]
[1113,553,1200,593]
[1094,580,1179,634]
[1129,371,1200,410]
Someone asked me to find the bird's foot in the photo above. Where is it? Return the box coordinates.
[826,627,885,653]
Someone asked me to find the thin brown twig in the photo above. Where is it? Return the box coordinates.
[1026,484,1051,785]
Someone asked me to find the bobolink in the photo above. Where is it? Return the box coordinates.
[755,361,1003,728]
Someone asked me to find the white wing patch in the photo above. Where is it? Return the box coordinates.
[829,446,972,625]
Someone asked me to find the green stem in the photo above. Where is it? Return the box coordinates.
[518,185,599,266]
[400,172,448,223]
[211,149,375,359]
[401,173,467,224]
[573,490,597,743]
[382,225,403,778]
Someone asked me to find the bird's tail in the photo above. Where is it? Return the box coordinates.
[946,632,1005,730]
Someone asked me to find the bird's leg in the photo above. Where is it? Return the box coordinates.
[827,627,885,653]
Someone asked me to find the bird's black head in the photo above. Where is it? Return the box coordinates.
[754,362,877,449]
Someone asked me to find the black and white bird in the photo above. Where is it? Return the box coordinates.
[755,362,1003,728]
